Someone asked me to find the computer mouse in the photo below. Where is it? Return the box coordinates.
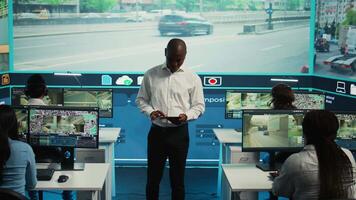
[57,175,69,183]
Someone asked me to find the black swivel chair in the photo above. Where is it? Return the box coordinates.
[0,188,27,200]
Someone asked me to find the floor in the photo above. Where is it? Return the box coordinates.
[114,167,219,200]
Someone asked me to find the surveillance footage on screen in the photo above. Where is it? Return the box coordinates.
[243,114,304,148]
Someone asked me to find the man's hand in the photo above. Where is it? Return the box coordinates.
[178,113,187,123]
[150,110,165,120]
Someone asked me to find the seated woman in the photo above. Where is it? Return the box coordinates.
[0,105,37,196]
[272,110,356,199]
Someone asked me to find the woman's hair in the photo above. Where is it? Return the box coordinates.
[302,110,354,199]
[269,83,296,109]
[0,105,20,184]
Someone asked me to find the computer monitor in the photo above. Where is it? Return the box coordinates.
[225,91,272,119]
[334,111,356,151]
[63,89,113,118]
[11,87,63,106]
[242,109,306,171]
[28,106,99,170]
[225,90,325,119]
[294,93,325,109]
[13,106,28,141]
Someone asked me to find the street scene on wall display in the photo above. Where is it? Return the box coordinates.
[13,0,310,73]
[315,0,356,80]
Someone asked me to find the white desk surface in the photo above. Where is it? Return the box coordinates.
[222,164,272,192]
[99,127,120,143]
[35,163,109,191]
[213,129,242,144]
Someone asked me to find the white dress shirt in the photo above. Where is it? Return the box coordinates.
[136,63,205,127]
[27,98,46,106]
[272,145,356,200]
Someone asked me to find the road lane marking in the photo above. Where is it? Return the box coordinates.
[14,43,66,50]
[260,44,283,51]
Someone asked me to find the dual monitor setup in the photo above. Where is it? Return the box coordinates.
[14,106,99,170]
[11,87,113,118]
[225,90,356,171]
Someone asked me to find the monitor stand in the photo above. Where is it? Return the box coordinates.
[54,147,85,171]
[256,152,279,171]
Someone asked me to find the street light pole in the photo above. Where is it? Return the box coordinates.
[268,2,273,30]
[200,0,203,15]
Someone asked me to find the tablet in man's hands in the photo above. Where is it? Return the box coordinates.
[165,117,181,125]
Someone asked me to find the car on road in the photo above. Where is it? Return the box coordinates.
[158,14,213,36]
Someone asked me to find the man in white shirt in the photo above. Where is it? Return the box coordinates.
[136,38,205,200]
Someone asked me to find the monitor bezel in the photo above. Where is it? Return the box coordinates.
[27,105,100,149]
[241,109,307,152]
[63,88,113,118]
[225,90,325,119]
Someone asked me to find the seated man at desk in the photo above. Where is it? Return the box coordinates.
[272,110,356,199]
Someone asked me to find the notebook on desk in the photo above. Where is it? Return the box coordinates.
[37,168,55,181]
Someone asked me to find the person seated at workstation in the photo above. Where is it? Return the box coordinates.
[268,83,296,110]
[261,83,297,166]
[272,110,356,200]
[0,105,37,196]
[26,74,73,200]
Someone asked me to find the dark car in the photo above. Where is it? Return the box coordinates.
[158,14,213,36]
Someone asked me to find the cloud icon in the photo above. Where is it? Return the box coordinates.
[116,75,133,85]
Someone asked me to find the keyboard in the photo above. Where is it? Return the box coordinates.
[37,168,55,181]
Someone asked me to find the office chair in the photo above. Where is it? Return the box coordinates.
[0,188,27,200]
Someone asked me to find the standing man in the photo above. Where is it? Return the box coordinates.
[136,38,205,200]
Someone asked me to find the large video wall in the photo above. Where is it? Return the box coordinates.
[10,0,312,73]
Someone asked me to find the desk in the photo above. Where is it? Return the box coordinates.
[99,127,120,198]
[213,128,242,198]
[222,164,272,192]
[222,164,272,200]
[35,163,109,200]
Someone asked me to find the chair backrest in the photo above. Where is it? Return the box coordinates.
[0,188,27,200]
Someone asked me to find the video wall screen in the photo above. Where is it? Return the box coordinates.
[12,0,310,73]
[225,90,325,119]
[63,89,113,118]
[14,106,28,141]
[315,1,356,80]
[11,87,63,106]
